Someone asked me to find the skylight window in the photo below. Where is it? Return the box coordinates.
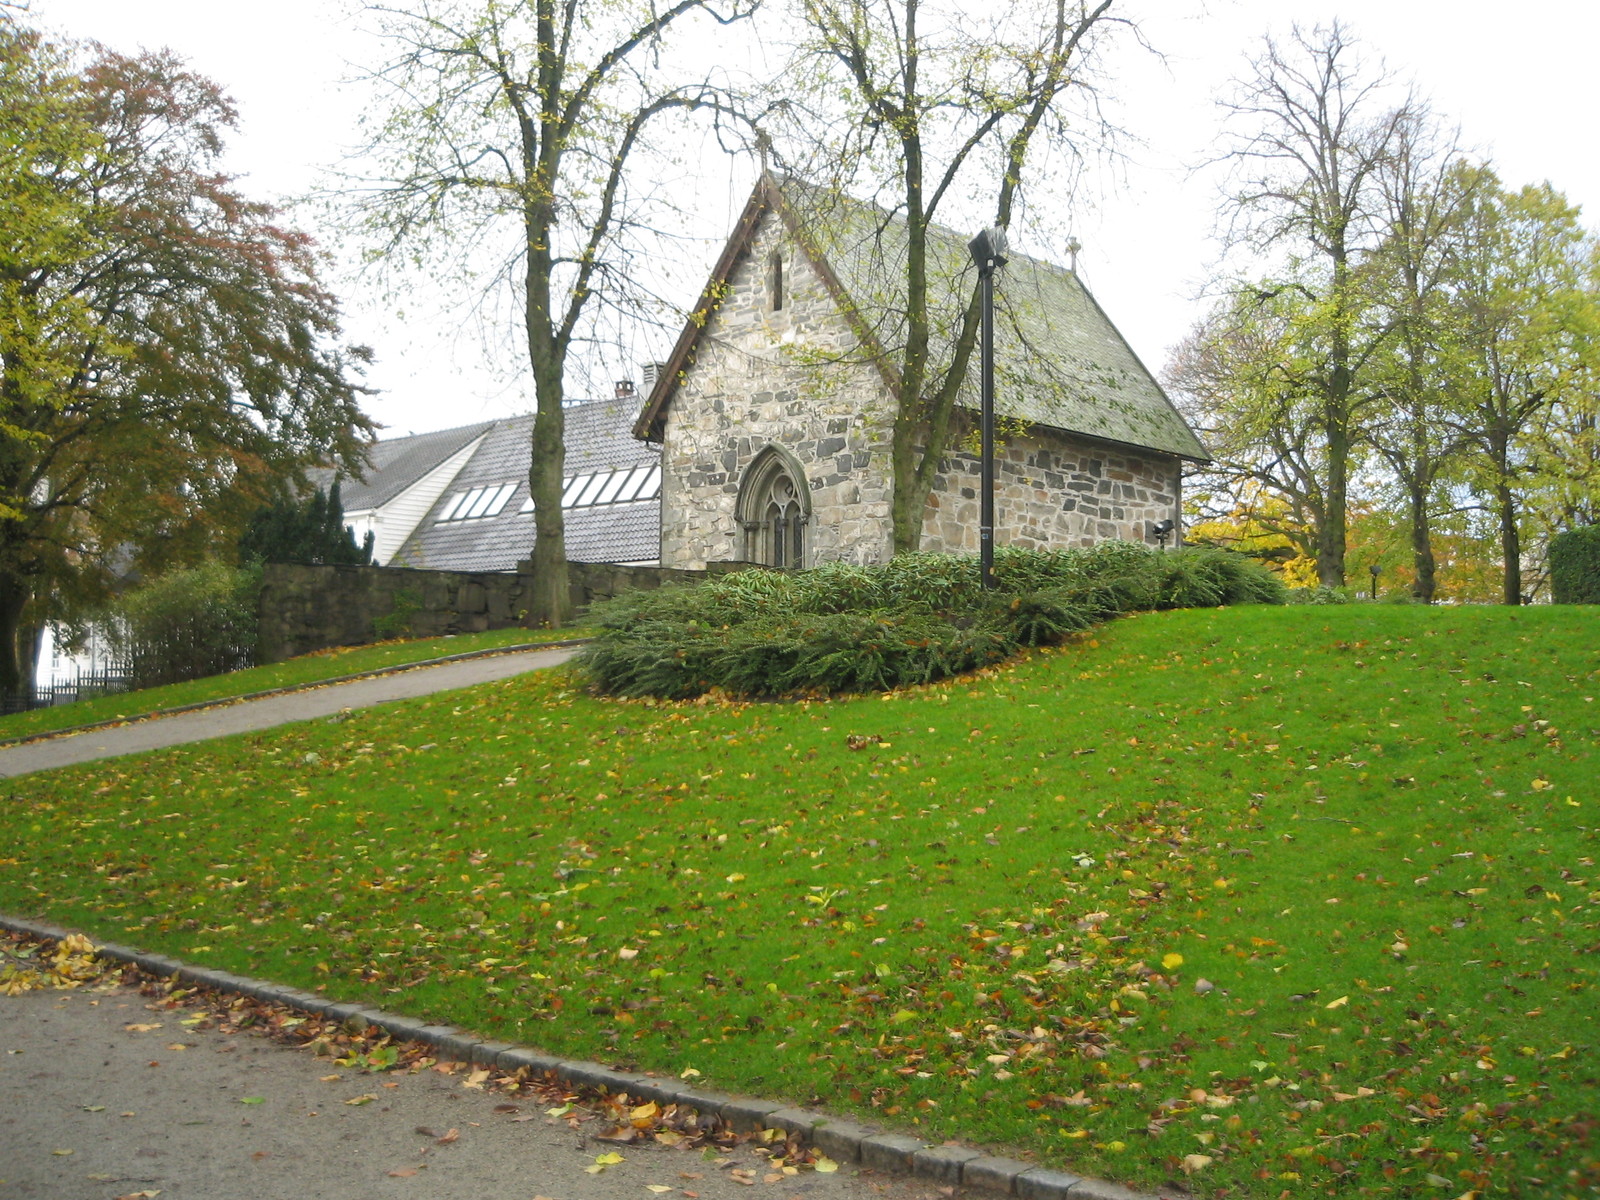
[515,464,662,513]
[574,474,610,507]
[436,482,518,522]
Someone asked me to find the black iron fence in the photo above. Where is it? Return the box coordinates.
[1,665,131,715]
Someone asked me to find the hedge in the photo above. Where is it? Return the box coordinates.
[579,543,1285,699]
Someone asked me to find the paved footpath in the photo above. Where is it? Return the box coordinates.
[0,970,941,1200]
[0,645,581,779]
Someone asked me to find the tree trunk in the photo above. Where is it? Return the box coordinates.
[889,427,933,554]
[523,189,571,627]
[1495,478,1522,605]
[1407,481,1436,602]
[525,311,571,627]
[0,570,35,699]
[1318,415,1350,587]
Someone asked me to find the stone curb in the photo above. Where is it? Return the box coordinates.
[0,915,1178,1200]
[0,638,592,748]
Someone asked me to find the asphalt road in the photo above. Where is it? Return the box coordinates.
[0,969,940,1200]
[0,645,581,779]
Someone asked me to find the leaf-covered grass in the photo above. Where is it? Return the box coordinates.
[0,626,585,740]
[582,543,1285,698]
[1,605,1595,1198]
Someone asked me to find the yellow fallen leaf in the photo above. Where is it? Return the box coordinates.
[813,1156,839,1173]
[1161,952,1184,970]
[1181,1153,1213,1174]
[647,1187,675,1194]
[1325,995,1349,1009]
[124,1023,162,1033]
[462,1068,491,1089]
[346,1094,377,1106]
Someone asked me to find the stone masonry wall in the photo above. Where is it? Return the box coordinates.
[660,208,897,569]
[256,561,710,663]
[921,427,1182,552]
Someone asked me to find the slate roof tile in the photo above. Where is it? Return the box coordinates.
[390,399,661,572]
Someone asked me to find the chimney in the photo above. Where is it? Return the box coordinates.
[615,380,636,400]
[641,361,667,397]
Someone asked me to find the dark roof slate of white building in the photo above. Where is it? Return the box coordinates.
[326,421,495,510]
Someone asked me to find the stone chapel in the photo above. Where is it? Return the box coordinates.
[633,174,1209,570]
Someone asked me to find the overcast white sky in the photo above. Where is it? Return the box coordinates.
[39,0,1600,438]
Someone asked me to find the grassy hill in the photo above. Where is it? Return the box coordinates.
[1,604,1595,1198]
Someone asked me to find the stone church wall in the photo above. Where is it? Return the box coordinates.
[658,211,897,569]
[921,428,1182,552]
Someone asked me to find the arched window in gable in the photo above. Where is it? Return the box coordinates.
[737,447,809,568]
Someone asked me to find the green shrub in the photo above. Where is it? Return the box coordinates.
[373,586,424,639]
[1287,586,1351,605]
[105,562,259,689]
[582,543,1284,698]
[1550,526,1600,603]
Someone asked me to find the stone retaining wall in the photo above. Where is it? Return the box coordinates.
[256,561,712,663]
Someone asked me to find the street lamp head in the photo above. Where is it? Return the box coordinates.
[968,225,1009,271]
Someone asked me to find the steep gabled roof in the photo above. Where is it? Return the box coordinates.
[636,174,1208,462]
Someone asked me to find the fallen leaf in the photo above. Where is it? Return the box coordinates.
[115,1192,161,1200]
[1162,952,1184,970]
[1325,995,1349,1009]
[239,1097,265,1106]
[387,1168,419,1178]
[813,1157,839,1174]
[462,1068,491,1090]
[346,1094,378,1106]
[1180,1153,1213,1174]
[124,1023,161,1033]
[647,1187,675,1194]
[437,1128,459,1145]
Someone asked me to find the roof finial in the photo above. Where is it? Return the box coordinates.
[755,128,772,178]
[1067,237,1082,273]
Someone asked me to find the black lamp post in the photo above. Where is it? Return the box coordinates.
[1153,518,1175,550]
[967,225,1009,590]
[1368,562,1381,599]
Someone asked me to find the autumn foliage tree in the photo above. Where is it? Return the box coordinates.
[0,27,372,693]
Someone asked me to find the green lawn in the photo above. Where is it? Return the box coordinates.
[0,626,587,741]
[1,605,1595,1198]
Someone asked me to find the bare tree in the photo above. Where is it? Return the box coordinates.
[349,0,755,624]
[1218,22,1410,587]
[1366,114,1479,601]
